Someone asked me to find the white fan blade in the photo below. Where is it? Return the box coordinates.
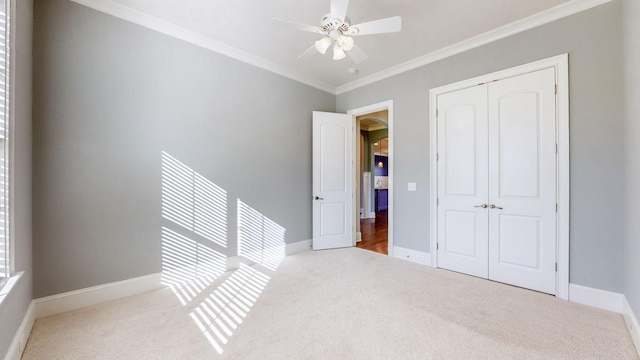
[330,0,350,21]
[350,16,401,36]
[272,17,322,33]
[297,44,318,60]
[347,45,368,64]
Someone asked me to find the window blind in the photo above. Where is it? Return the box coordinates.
[0,0,10,280]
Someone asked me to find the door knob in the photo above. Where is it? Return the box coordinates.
[474,204,488,208]
[314,196,324,200]
[489,204,503,210]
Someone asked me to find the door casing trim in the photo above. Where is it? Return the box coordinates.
[428,54,569,300]
[348,100,394,256]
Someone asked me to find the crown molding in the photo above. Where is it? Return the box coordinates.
[335,0,613,94]
[70,0,612,96]
[69,0,336,94]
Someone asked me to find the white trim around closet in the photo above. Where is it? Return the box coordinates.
[428,54,570,300]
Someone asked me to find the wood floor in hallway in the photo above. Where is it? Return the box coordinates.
[357,210,388,255]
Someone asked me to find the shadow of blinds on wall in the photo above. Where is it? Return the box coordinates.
[0,0,10,283]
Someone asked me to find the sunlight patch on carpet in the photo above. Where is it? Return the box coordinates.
[190,264,271,354]
[160,151,286,354]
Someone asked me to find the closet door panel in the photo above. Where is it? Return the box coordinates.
[436,85,489,278]
[487,68,557,295]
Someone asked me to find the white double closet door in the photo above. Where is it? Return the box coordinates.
[436,68,557,294]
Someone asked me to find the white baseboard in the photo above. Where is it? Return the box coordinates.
[568,283,624,313]
[359,212,376,219]
[623,297,640,355]
[33,240,311,320]
[392,246,431,266]
[3,301,35,360]
[4,240,311,360]
[286,239,312,255]
[360,213,376,219]
[34,273,162,319]
[225,256,244,271]
[10,252,638,359]
[356,232,362,242]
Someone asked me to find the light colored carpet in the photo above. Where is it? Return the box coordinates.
[23,248,639,359]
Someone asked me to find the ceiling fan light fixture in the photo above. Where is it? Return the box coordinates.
[314,37,332,54]
[333,43,346,60]
[274,0,402,63]
[340,36,354,51]
[328,28,342,40]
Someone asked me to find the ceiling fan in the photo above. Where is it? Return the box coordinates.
[273,0,402,64]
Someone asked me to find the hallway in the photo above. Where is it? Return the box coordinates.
[357,211,388,255]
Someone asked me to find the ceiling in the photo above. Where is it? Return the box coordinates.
[79,0,593,93]
[358,110,388,131]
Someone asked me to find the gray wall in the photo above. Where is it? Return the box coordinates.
[369,129,389,145]
[26,0,633,301]
[32,0,334,298]
[623,0,640,320]
[0,0,33,356]
[337,2,625,292]
[2,0,635,355]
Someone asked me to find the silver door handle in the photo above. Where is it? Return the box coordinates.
[314,196,324,200]
[489,204,503,210]
[474,204,488,208]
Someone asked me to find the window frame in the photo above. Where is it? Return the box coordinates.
[0,0,14,285]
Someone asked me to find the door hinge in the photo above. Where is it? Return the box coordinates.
[555,84,558,95]
[556,203,558,213]
[555,144,558,154]
[437,198,439,206]
[555,262,558,272]
[436,108,439,117]
[437,242,439,250]
[436,153,439,161]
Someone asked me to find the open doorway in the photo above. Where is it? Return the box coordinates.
[351,106,392,256]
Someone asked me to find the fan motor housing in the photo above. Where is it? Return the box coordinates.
[321,13,351,32]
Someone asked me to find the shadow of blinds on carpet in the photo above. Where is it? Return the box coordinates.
[160,151,286,354]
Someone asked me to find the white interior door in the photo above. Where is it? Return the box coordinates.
[312,111,354,250]
[436,85,489,278]
[487,68,557,294]
[436,68,558,294]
